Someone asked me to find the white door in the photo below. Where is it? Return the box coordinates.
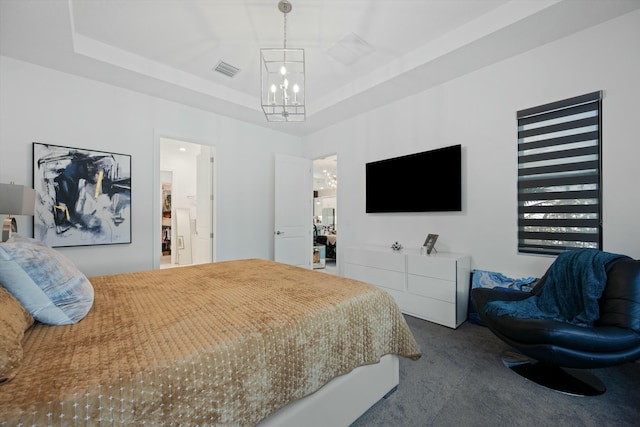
[275,154,312,268]
[194,147,213,264]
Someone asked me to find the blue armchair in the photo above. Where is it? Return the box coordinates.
[472,251,640,396]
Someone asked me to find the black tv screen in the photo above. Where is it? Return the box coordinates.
[366,144,461,213]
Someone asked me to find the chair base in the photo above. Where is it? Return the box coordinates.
[501,349,606,396]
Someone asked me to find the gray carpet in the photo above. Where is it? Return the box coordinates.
[351,315,640,427]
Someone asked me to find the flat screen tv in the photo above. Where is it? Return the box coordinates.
[366,144,462,213]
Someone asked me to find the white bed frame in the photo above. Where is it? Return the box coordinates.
[258,354,399,427]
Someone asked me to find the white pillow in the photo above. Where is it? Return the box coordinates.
[0,236,93,325]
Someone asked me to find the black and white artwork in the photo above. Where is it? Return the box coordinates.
[33,143,131,247]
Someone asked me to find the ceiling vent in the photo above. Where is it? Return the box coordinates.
[213,61,240,78]
[327,33,375,66]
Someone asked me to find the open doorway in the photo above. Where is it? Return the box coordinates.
[159,138,214,268]
[312,154,337,274]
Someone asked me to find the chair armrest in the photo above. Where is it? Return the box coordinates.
[471,287,531,306]
[486,316,640,352]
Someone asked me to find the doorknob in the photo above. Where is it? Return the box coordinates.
[275,230,285,235]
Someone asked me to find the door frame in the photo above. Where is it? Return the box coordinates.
[152,131,216,270]
[312,153,338,272]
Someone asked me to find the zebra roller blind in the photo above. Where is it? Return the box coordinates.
[517,91,602,255]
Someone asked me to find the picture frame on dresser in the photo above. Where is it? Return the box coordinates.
[32,142,132,247]
[423,233,439,254]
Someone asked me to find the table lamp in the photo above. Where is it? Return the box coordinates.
[0,182,36,242]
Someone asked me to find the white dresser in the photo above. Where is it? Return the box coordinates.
[343,245,471,328]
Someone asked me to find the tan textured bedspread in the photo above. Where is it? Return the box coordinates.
[0,259,420,426]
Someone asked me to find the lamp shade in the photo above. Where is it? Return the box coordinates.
[0,183,36,216]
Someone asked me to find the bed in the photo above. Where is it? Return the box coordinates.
[0,237,421,426]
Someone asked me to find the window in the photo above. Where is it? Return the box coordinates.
[517,91,602,255]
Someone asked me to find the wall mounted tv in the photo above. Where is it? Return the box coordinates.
[366,144,462,213]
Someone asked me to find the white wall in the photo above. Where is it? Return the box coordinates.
[2,10,638,279]
[0,56,302,276]
[303,9,640,278]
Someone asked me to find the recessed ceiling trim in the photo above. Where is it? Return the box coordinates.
[69,31,258,109]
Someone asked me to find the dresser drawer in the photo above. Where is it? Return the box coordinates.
[344,247,405,272]
[406,254,456,280]
[344,263,405,292]
[396,292,457,328]
[407,274,455,303]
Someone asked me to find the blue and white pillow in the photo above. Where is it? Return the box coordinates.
[0,236,93,325]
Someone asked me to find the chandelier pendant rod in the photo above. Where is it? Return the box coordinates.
[282,10,288,110]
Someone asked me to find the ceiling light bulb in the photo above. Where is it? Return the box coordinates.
[293,84,299,93]
[179,147,186,152]
[270,84,277,93]
[280,66,287,75]
[283,78,289,88]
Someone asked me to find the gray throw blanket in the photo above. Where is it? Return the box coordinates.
[483,249,628,327]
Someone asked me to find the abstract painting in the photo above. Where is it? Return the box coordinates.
[33,143,131,247]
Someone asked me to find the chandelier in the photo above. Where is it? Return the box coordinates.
[261,0,305,122]
[325,170,337,189]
